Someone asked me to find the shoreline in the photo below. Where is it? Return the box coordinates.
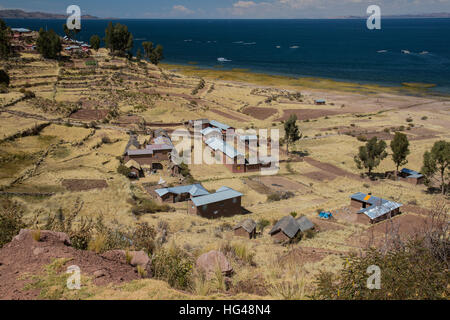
[161,62,450,98]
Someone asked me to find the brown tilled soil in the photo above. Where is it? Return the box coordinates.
[69,109,109,121]
[211,108,249,122]
[0,230,140,300]
[304,157,361,180]
[277,108,344,121]
[279,247,345,266]
[242,107,278,120]
[258,176,310,193]
[62,179,108,192]
[347,214,431,249]
[311,218,345,232]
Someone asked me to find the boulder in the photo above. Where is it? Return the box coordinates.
[102,250,152,277]
[13,229,71,246]
[196,250,233,277]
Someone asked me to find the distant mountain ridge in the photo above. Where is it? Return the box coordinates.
[0,9,99,19]
[336,12,450,19]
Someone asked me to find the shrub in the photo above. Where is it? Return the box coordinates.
[101,136,111,144]
[32,229,41,242]
[117,164,131,177]
[290,212,298,218]
[421,116,428,120]
[137,265,147,278]
[406,117,413,122]
[267,193,281,202]
[357,135,367,142]
[132,222,156,254]
[152,245,193,289]
[0,199,26,248]
[0,69,10,87]
[125,250,133,264]
[257,219,270,233]
[132,198,171,215]
[314,239,449,300]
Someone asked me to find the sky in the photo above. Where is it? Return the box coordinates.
[1,0,450,19]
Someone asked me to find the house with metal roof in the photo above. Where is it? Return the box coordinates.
[11,28,31,33]
[188,186,243,219]
[399,168,424,185]
[350,192,402,224]
[209,120,234,133]
[155,184,210,203]
[205,137,245,173]
[153,136,173,147]
[314,99,326,105]
[234,219,257,239]
[201,127,222,141]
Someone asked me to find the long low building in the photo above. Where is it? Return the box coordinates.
[155,184,210,203]
[399,168,424,185]
[350,192,402,224]
[188,186,243,219]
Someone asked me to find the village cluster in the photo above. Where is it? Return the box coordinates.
[10,27,91,55]
[120,116,427,243]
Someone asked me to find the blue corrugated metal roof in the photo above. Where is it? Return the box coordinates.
[352,192,402,220]
[351,192,384,206]
[155,184,210,197]
[201,127,222,136]
[191,187,242,207]
[205,137,244,159]
[210,120,231,131]
[12,28,31,33]
[358,201,402,220]
[401,168,423,178]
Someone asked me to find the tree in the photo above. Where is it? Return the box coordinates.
[421,140,449,194]
[142,41,153,59]
[63,23,81,40]
[142,41,164,65]
[150,44,164,65]
[104,22,133,56]
[390,132,410,173]
[0,19,11,59]
[90,34,101,51]
[136,48,142,61]
[36,29,62,59]
[284,114,301,154]
[354,137,387,176]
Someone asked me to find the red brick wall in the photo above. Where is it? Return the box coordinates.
[270,230,291,242]
[234,227,255,239]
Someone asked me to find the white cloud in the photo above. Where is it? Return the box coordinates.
[233,1,257,8]
[172,5,194,14]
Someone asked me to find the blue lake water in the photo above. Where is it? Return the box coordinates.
[5,18,450,93]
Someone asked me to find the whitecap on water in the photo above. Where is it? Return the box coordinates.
[217,57,231,62]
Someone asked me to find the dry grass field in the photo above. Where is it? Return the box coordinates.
[0,48,448,300]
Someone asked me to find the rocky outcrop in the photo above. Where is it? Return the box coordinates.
[196,250,233,277]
